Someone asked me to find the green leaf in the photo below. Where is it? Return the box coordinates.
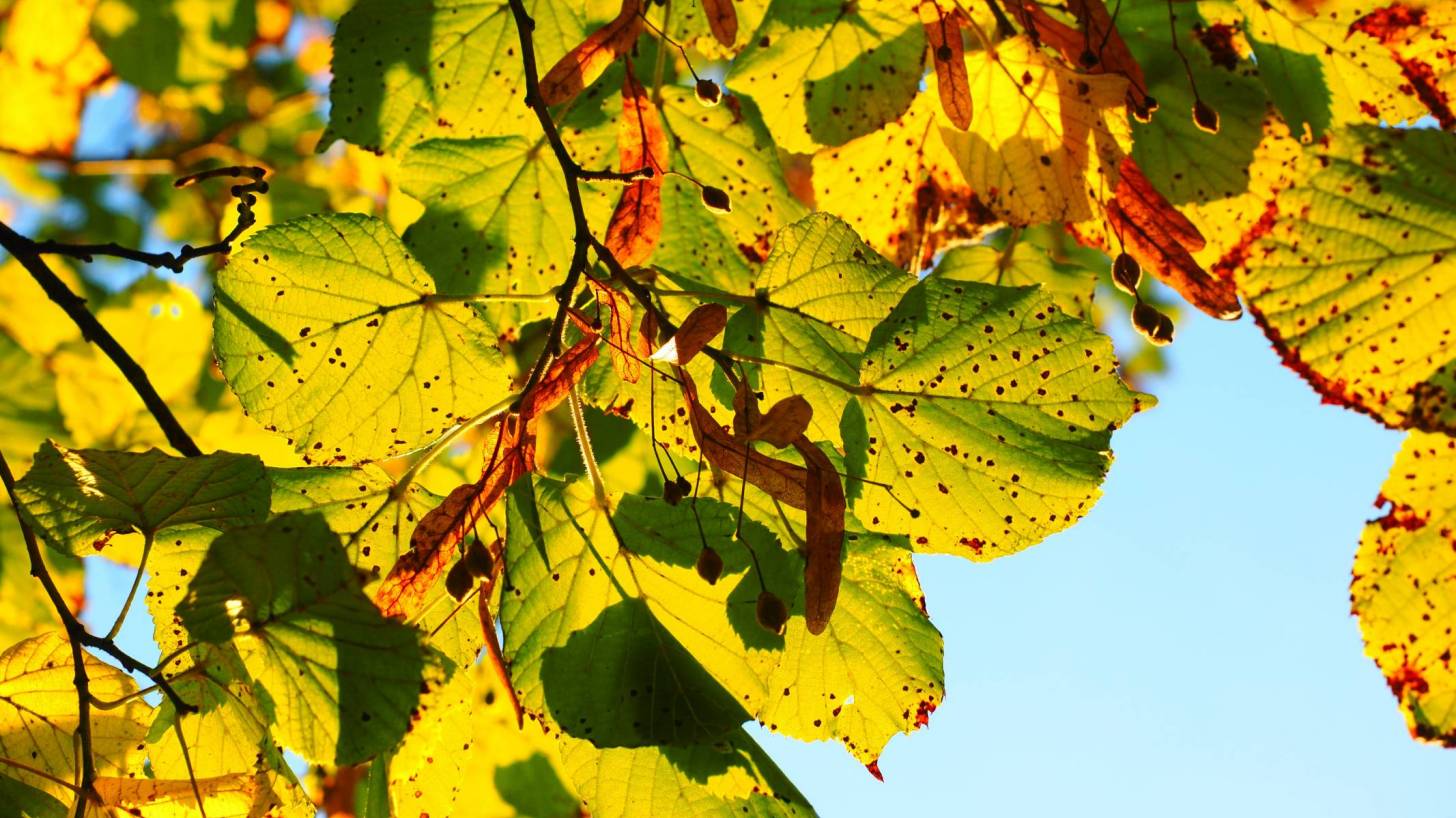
[728,0,925,154]
[0,330,62,469]
[1351,431,1456,746]
[91,0,256,92]
[0,506,79,647]
[935,241,1097,320]
[0,632,150,802]
[213,213,509,464]
[324,0,602,153]
[13,442,267,556]
[1239,126,1456,432]
[397,127,615,322]
[849,275,1150,558]
[176,512,434,765]
[0,775,67,818]
[502,478,774,747]
[557,731,812,818]
[267,465,441,587]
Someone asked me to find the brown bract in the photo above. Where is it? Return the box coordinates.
[918,1,972,130]
[539,0,645,106]
[1107,158,1242,320]
[650,303,728,365]
[701,0,739,48]
[791,438,845,635]
[1010,0,1156,118]
[746,395,814,448]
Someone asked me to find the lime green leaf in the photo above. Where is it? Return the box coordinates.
[92,0,256,92]
[728,0,925,154]
[0,330,62,469]
[0,507,78,646]
[557,731,812,818]
[176,512,434,764]
[1352,431,1456,746]
[324,0,600,153]
[850,275,1150,558]
[0,775,67,818]
[653,88,806,291]
[1239,126,1456,431]
[397,130,614,317]
[502,478,775,747]
[1237,0,1426,138]
[13,442,267,556]
[214,213,509,464]
[0,632,150,802]
[267,465,441,587]
[935,241,1097,319]
[757,530,942,763]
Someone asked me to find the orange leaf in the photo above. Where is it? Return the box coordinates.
[746,395,813,448]
[792,438,845,635]
[918,2,972,130]
[1107,158,1242,320]
[680,370,808,509]
[650,303,728,365]
[605,65,669,265]
[587,278,642,383]
[539,0,645,106]
[605,180,664,267]
[520,332,603,419]
[701,0,739,47]
[618,62,669,174]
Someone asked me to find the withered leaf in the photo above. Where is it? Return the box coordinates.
[918,1,972,130]
[746,395,814,449]
[651,303,728,365]
[792,438,845,635]
[539,0,644,107]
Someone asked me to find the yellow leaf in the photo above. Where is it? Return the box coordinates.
[0,0,109,156]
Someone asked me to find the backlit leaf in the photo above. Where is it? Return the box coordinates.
[539,0,643,107]
[1351,431,1456,746]
[0,0,108,156]
[92,0,255,92]
[1238,126,1456,431]
[213,213,510,464]
[935,241,1097,319]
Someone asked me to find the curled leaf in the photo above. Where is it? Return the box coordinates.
[650,303,728,365]
[539,0,645,106]
[918,1,972,130]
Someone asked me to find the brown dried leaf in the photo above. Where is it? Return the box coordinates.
[539,0,645,106]
[702,0,739,47]
[1010,0,1155,116]
[918,1,972,130]
[587,278,642,383]
[681,370,808,509]
[791,438,845,635]
[650,303,728,364]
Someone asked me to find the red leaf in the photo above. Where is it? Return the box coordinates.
[918,2,972,130]
[617,62,669,175]
[587,278,642,383]
[701,0,738,47]
[539,0,644,106]
[791,437,845,635]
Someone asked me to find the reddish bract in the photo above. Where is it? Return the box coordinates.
[539,0,644,106]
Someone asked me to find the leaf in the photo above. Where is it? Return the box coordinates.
[91,772,298,818]
[603,65,669,267]
[940,36,1131,226]
[176,512,434,765]
[1351,431,1456,746]
[849,275,1150,558]
[918,2,971,130]
[1350,2,1456,129]
[745,396,812,448]
[397,128,616,327]
[661,0,768,57]
[1237,0,1428,138]
[540,0,643,106]
[13,442,268,556]
[701,0,738,47]
[935,241,1097,319]
[213,213,510,464]
[556,731,812,818]
[0,0,108,156]
[1237,126,1456,432]
[728,0,926,154]
[1008,0,1155,116]
[92,0,255,92]
[0,506,80,647]
[324,0,602,152]
[681,371,808,509]
[0,331,62,470]
[587,279,644,384]
[650,303,727,365]
[0,632,150,802]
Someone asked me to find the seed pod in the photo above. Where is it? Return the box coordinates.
[695,546,724,585]
[695,78,721,106]
[675,475,692,498]
[463,538,494,579]
[1132,301,1175,346]
[701,185,731,214]
[1192,99,1220,134]
[935,44,952,61]
[663,478,684,506]
[445,559,474,602]
[756,590,789,635]
[1112,253,1141,296]
[1079,49,1098,67]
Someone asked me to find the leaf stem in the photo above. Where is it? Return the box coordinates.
[104,531,152,642]
[569,386,609,506]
